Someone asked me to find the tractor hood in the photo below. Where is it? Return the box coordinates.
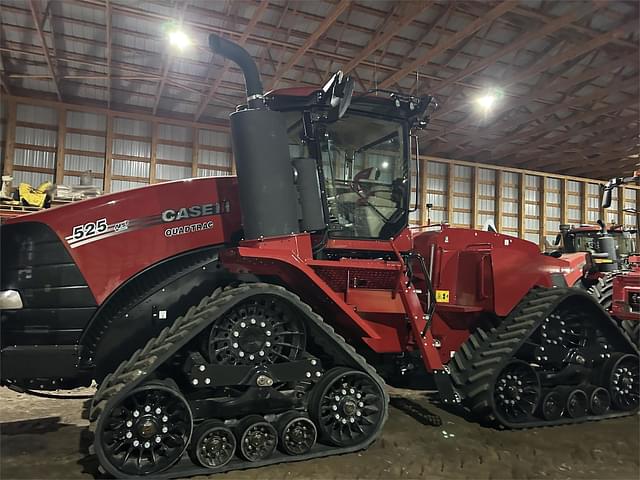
[3,176,241,303]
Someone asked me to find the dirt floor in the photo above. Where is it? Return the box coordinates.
[0,386,638,480]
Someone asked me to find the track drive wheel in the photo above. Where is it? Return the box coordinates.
[236,415,278,462]
[188,420,236,469]
[94,380,193,477]
[277,411,317,455]
[601,353,639,411]
[309,367,385,448]
[492,360,541,424]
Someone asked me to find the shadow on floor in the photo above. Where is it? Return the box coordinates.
[390,397,443,427]
[0,416,68,435]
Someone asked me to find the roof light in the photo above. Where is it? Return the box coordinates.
[168,29,191,51]
[475,89,502,115]
[381,161,390,169]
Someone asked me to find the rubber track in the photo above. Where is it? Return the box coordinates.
[88,283,389,478]
[449,287,639,429]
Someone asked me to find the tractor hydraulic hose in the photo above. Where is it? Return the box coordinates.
[209,34,264,109]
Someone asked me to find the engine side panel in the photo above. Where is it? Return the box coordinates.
[4,176,241,304]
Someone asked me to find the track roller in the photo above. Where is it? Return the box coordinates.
[564,388,588,418]
[538,390,563,421]
[188,420,236,469]
[93,380,193,477]
[586,386,611,415]
[277,411,317,456]
[236,415,277,462]
[309,367,385,448]
[601,353,639,411]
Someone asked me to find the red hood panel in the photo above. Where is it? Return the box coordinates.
[8,177,241,303]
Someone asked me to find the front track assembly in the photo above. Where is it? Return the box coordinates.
[450,287,639,428]
[89,284,388,478]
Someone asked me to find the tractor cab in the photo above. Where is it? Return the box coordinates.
[265,85,436,242]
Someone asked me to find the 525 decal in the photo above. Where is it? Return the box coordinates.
[72,218,108,240]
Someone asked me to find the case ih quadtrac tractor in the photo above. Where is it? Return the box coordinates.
[1,36,638,478]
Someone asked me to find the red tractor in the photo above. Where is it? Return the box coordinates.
[1,36,638,478]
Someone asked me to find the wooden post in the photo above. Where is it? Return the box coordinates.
[3,97,16,176]
[518,172,526,238]
[471,165,478,229]
[618,186,625,225]
[581,180,588,224]
[149,121,158,184]
[540,176,547,250]
[104,115,113,193]
[191,127,199,177]
[495,170,503,232]
[446,163,454,224]
[55,107,66,184]
[599,182,606,224]
[561,179,568,225]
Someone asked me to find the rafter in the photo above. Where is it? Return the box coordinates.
[27,0,61,100]
[194,0,270,121]
[151,1,190,115]
[431,4,600,96]
[378,1,516,89]
[267,0,350,89]
[341,1,432,76]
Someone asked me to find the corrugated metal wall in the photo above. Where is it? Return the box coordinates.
[2,97,232,194]
[2,96,638,251]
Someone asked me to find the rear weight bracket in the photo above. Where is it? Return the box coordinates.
[433,369,462,405]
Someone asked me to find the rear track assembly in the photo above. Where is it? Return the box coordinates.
[450,287,639,428]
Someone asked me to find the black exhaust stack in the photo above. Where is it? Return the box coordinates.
[209,35,300,239]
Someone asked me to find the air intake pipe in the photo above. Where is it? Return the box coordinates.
[209,35,300,239]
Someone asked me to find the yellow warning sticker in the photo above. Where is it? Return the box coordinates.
[435,290,450,303]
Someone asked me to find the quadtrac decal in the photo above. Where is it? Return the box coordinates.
[65,201,230,249]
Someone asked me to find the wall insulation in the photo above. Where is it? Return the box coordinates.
[2,96,638,251]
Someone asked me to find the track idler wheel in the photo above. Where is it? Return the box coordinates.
[538,390,563,421]
[492,360,541,424]
[601,353,639,411]
[189,420,236,469]
[277,411,317,456]
[93,380,193,477]
[564,388,588,418]
[236,415,277,462]
[586,386,611,415]
[309,367,385,448]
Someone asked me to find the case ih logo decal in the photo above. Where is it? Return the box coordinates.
[65,201,230,249]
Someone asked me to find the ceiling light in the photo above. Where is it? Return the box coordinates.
[168,29,191,50]
[476,93,496,111]
[381,161,389,169]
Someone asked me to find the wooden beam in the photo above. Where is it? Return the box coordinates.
[432,4,599,95]
[618,186,626,225]
[518,173,526,238]
[560,179,568,225]
[446,163,454,223]
[149,121,158,183]
[268,0,350,89]
[151,1,190,115]
[341,1,432,75]
[194,0,270,121]
[581,180,588,224]
[505,115,638,167]
[103,114,113,192]
[495,170,503,233]
[540,176,547,250]
[105,0,112,108]
[432,52,638,153]
[191,127,198,177]
[55,107,66,184]
[3,97,16,176]
[27,0,62,101]
[378,1,516,89]
[471,166,478,228]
